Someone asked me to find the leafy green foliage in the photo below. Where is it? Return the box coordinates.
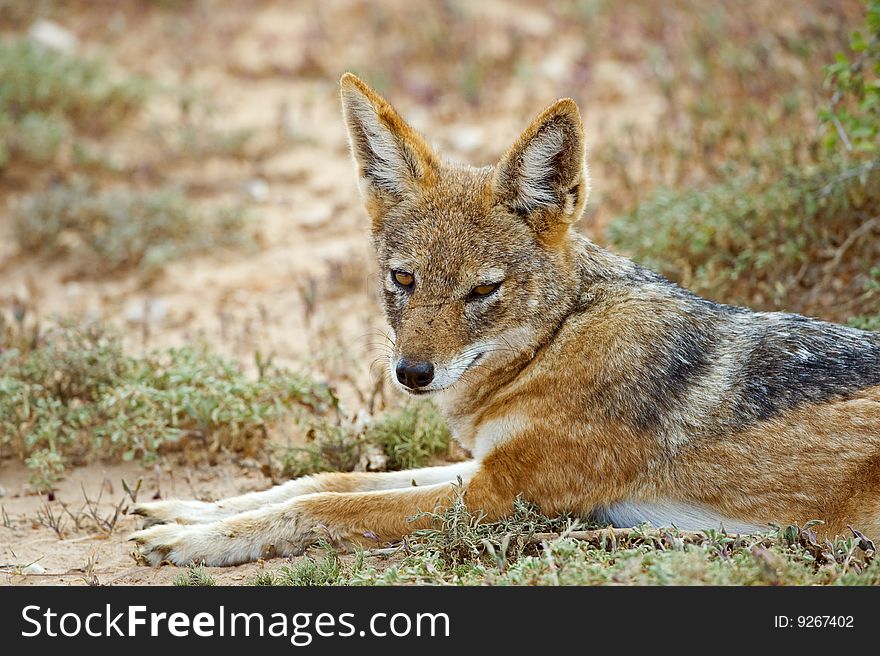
[270,541,344,586]
[0,39,145,168]
[0,317,331,491]
[12,179,252,276]
[173,564,216,586]
[0,315,452,492]
[278,422,364,480]
[364,401,451,470]
[278,401,452,479]
[849,313,880,331]
[821,0,880,153]
[609,3,880,324]
[609,157,880,317]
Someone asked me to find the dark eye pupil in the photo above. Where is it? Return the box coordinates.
[393,271,413,287]
[473,283,497,296]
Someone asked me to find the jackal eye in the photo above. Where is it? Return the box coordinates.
[468,282,500,299]
[391,270,414,289]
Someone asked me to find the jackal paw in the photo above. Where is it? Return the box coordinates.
[129,522,266,567]
[130,499,224,527]
[129,523,206,566]
[129,507,331,566]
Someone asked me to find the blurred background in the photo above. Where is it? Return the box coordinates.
[1,0,879,583]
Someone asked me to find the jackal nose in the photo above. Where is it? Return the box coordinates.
[395,359,435,389]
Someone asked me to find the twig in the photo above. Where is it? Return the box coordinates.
[816,160,878,197]
[806,215,880,310]
[824,216,879,275]
[828,89,854,152]
[79,482,128,534]
[36,499,68,538]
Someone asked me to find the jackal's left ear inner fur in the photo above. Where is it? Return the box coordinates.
[340,73,439,217]
[493,99,589,239]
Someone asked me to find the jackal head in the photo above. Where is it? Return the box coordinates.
[340,73,589,396]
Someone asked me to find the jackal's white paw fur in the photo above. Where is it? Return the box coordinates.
[130,523,206,566]
[130,499,227,527]
[129,500,341,566]
[129,521,282,567]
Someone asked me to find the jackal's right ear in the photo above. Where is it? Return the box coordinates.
[340,73,439,217]
[493,99,589,243]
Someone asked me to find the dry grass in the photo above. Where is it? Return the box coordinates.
[255,494,878,586]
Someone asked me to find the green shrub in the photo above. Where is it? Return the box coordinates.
[609,5,880,322]
[608,157,880,318]
[274,543,343,586]
[821,0,880,154]
[365,401,451,470]
[173,564,216,586]
[278,401,452,479]
[12,179,251,276]
[0,317,331,491]
[278,422,365,480]
[0,39,146,168]
[248,570,278,586]
[0,315,452,492]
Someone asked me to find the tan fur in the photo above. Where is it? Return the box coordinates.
[130,75,880,566]
[674,385,880,537]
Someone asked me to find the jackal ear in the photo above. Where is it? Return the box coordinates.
[492,99,589,239]
[340,73,439,213]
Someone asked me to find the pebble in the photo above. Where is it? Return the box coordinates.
[22,563,46,575]
[244,178,270,203]
[28,19,79,55]
[449,126,485,154]
[123,297,168,326]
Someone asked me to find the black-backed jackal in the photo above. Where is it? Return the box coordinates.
[131,74,880,566]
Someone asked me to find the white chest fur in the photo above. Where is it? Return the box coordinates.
[436,391,527,462]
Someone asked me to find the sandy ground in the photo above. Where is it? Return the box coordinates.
[0,460,279,585]
[3,0,850,585]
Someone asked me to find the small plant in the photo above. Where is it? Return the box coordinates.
[35,499,68,539]
[25,450,66,494]
[12,179,252,276]
[77,482,129,535]
[277,401,452,479]
[0,316,331,488]
[0,39,146,168]
[275,542,343,586]
[409,490,582,568]
[173,563,216,586]
[279,422,364,479]
[365,401,451,470]
[248,570,278,586]
[821,0,880,154]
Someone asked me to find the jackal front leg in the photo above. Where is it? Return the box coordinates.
[130,469,510,566]
[131,461,478,527]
